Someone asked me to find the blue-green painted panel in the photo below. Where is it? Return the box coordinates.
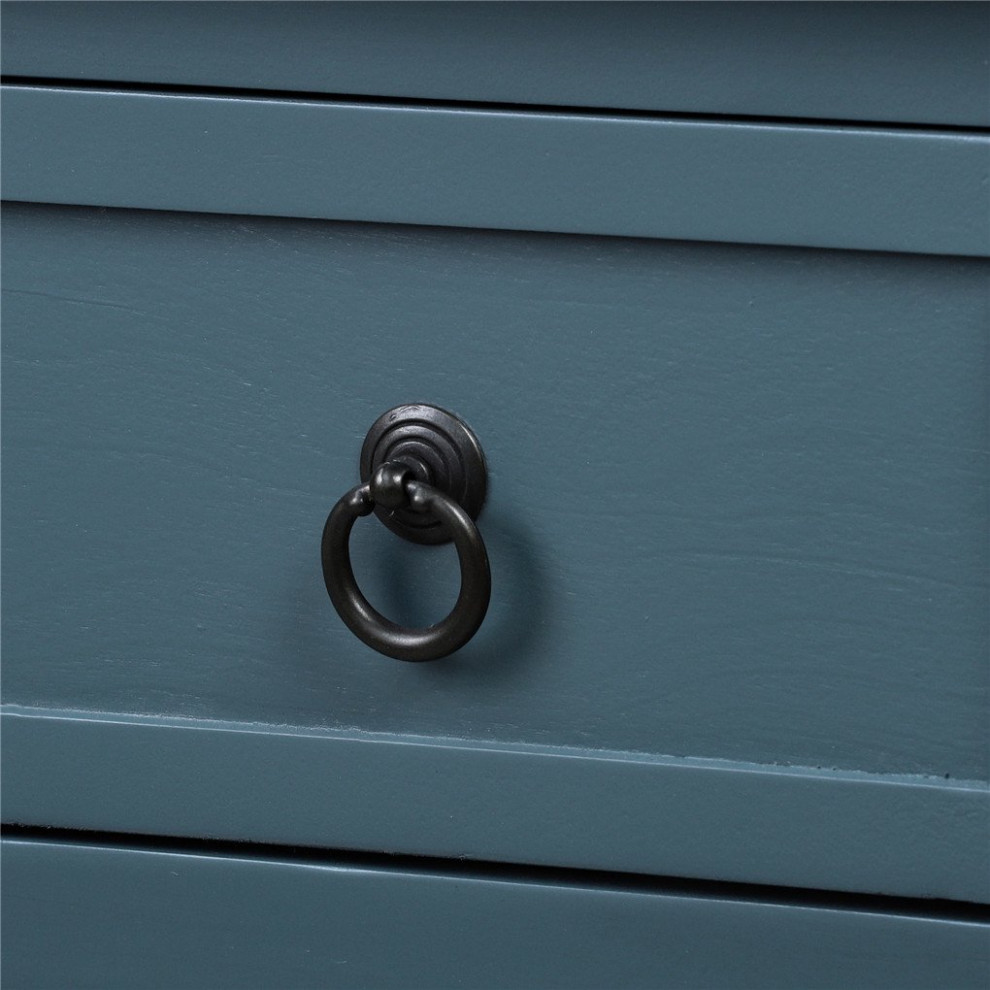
[3,204,987,786]
[4,707,987,903]
[3,837,988,990]
[2,85,987,256]
[2,1,987,126]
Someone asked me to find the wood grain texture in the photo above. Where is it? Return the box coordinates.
[3,203,987,786]
[3,707,987,903]
[2,1,988,126]
[3,84,988,256]
[4,837,989,990]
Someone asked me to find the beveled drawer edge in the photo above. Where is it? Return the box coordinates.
[3,85,988,257]
[6,836,988,990]
[3,705,987,904]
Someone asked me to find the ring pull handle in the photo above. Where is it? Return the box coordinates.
[321,405,491,662]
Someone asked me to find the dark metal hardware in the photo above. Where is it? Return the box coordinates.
[321,404,490,661]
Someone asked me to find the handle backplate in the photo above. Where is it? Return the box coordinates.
[359,403,487,545]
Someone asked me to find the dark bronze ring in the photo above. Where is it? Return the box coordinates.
[322,460,491,662]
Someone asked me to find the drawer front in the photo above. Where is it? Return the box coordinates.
[3,202,987,902]
[4,202,986,780]
[3,1,987,127]
[3,836,987,990]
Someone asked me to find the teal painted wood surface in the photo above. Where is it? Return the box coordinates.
[2,1,988,127]
[3,204,987,791]
[3,837,988,990]
[3,707,987,904]
[3,84,988,256]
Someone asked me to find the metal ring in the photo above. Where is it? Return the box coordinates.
[321,461,491,661]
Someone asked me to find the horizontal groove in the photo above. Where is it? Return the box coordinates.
[3,75,988,136]
[4,824,988,924]
[0,198,982,266]
[0,198,910,259]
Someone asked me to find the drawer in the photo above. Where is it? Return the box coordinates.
[3,201,987,901]
[3,835,987,990]
[2,1,988,127]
